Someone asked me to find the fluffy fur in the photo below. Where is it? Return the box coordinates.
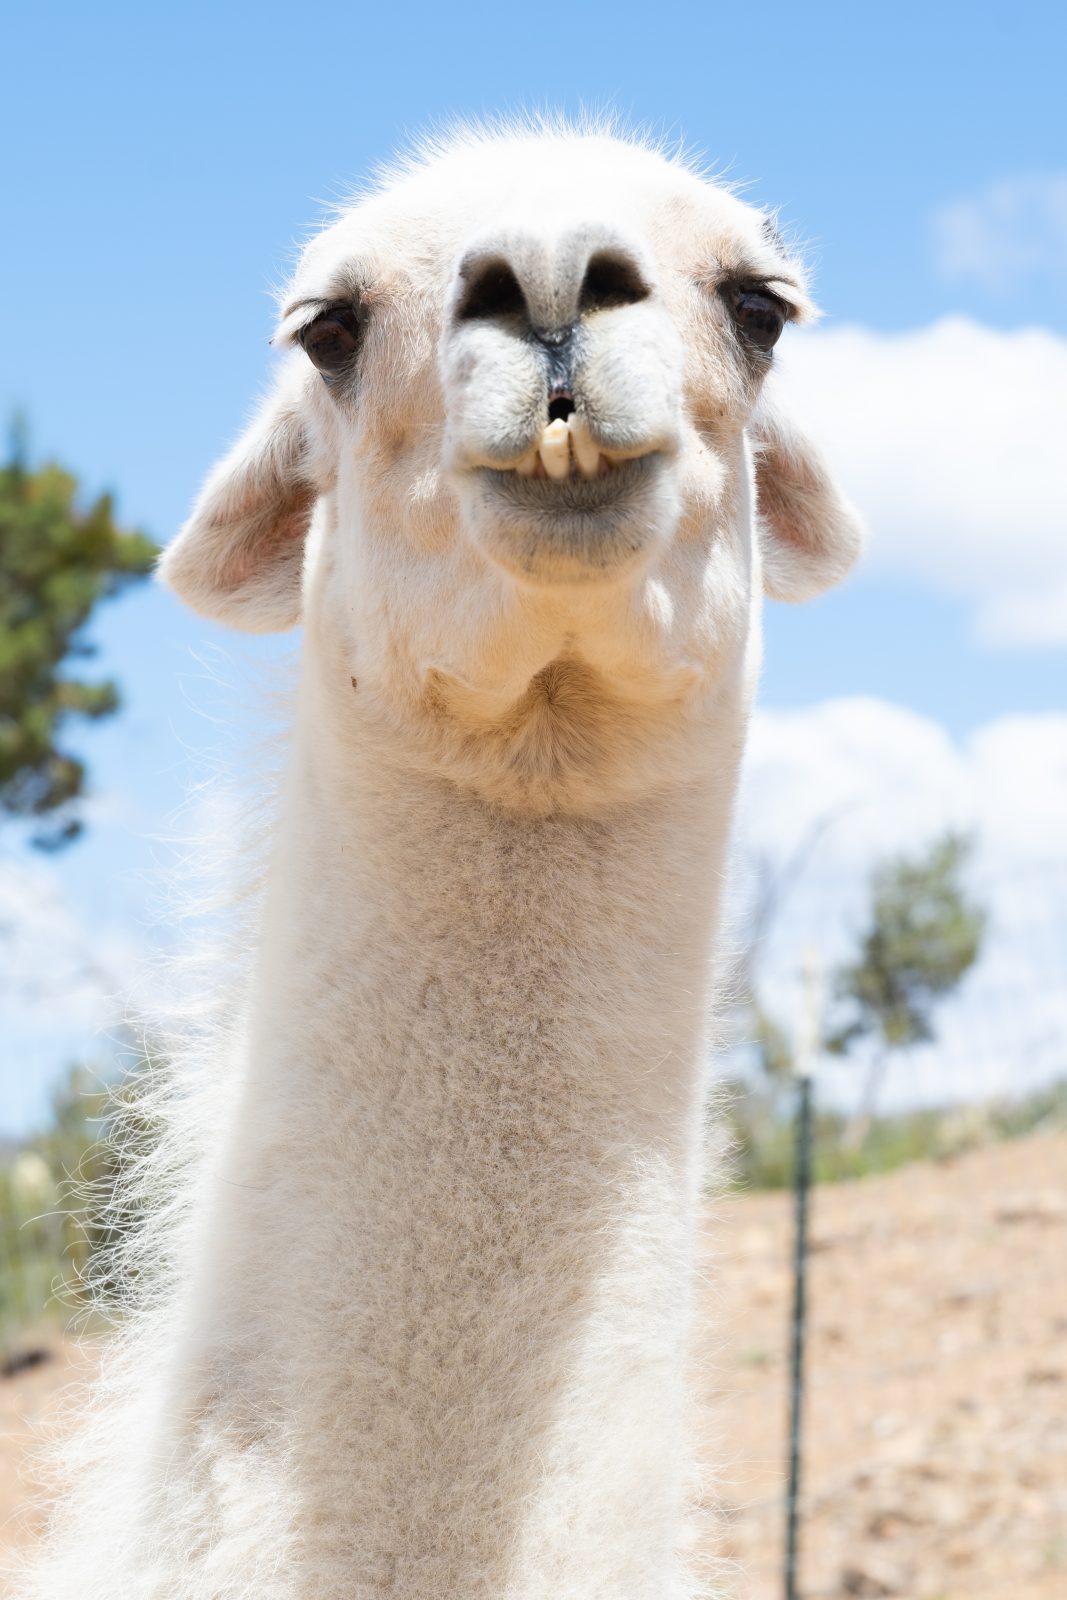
[16,122,861,1599]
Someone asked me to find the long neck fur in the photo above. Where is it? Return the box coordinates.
[33,641,743,1600]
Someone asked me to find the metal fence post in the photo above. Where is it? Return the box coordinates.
[785,947,822,1600]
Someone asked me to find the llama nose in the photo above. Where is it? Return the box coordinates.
[533,328,578,399]
[453,228,653,345]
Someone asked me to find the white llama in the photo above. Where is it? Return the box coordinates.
[20,125,860,1600]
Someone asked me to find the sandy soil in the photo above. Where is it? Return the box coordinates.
[1,1131,1064,1598]
[703,1130,1067,1598]
[0,1339,96,1565]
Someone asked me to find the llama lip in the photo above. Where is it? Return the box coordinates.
[472,452,673,584]
[481,451,660,511]
[505,416,653,483]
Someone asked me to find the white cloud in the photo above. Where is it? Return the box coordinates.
[774,318,1067,647]
[0,855,143,1132]
[933,173,1067,293]
[728,699,1067,1109]
[743,699,1067,872]
[0,856,118,1028]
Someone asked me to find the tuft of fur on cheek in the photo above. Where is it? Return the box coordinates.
[577,302,684,455]
[439,323,546,470]
[679,299,763,450]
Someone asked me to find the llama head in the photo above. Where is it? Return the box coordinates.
[162,127,862,808]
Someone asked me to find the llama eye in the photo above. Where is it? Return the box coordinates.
[731,288,787,353]
[300,307,364,376]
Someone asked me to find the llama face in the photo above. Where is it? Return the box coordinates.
[435,215,686,589]
[163,130,861,807]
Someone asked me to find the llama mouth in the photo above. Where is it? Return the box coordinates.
[471,415,672,582]
[472,450,672,584]
[481,451,661,517]
[502,416,655,483]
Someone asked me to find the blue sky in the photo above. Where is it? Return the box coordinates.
[3,0,1066,1132]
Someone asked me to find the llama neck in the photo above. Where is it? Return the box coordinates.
[194,659,742,1599]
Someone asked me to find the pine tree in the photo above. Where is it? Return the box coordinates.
[0,422,157,847]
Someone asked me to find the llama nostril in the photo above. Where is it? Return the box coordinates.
[547,392,575,424]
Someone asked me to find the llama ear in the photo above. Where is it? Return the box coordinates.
[751,393,864,602]
[159,364,329,632]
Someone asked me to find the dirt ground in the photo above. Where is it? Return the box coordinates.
[1,1131,1064,1598]
[703,1129,1067,1599]
[0,1338,93,1565]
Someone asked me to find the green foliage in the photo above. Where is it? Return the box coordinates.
[829,834,986,1055]
[0,1067,109,1346]
[0,1057,160,1352]
[726,832,994,1179]
[722,1075,1067,1192]
[750,1001,794,1085]
[0,422,157,847]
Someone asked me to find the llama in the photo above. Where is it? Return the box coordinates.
[20,125,861,1599]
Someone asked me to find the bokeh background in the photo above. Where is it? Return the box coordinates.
[2,3,1065,1596]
